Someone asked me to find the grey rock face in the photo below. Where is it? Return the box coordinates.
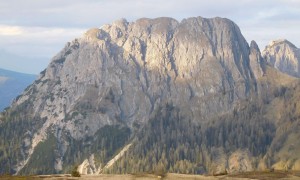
[249,41,266,79]
[36,17,259,131]
[4,16,265,173]
[263,39,300,77]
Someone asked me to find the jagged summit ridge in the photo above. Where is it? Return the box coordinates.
[267,39,297,48]
[79,16,261,90]
[84,17,252,75]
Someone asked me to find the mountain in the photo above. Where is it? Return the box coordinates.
[0,68,36,111]
[0,17,299,175]
[263,39,300,77]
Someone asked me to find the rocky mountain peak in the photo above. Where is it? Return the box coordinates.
[250,40,260,50]
[268,39,297,48]
[263,39,300,77]
[0,16,271,175]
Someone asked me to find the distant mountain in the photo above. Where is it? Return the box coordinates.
[0,68,36,111]
[263,39,300,77]
[0,49,49,74]
[0,17,299,175]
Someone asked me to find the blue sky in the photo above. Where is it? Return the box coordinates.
[0,0,299,74]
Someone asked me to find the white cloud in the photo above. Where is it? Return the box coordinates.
[0,25,23,36]
[0,25,85,57]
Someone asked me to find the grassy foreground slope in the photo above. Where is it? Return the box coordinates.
[1,171,300,180]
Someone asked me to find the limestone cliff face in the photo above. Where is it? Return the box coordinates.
[263,39,300,77]
[51,17,260,124]
[18,16,261,139]
[1,17,268,174]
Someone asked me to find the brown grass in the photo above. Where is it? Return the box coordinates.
[228,170,290,180]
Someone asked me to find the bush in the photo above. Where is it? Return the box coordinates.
[71,166,81,177]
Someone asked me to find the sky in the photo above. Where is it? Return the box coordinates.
[0,0,299,74]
